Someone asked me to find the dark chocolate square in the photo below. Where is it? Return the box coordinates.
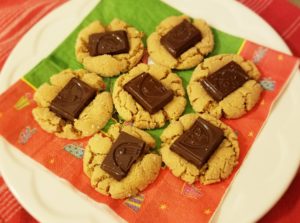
[123,72,174,114]
[50,78,97,122]
[201,61,250,101]
[88,30,129,56]
[160,20,202,58]
[88,33,102,56]
[101,131,147,181]
[170,117,224,168]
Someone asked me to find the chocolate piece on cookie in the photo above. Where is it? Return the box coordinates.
[32,69,113,139]
[160,20,202,58]
[147,15,214,70]
[124,72,174,114]
[101,131,148,181]
[201,61,249,102]
[50,78,97,122]
[170,117,224,168]
[75,19,144,77]
[88,33,101,56]
[83,124,162,199]
[112,64,187,130]
[160,113,239,185]
[187,54,263,119]
[88,30,129,56]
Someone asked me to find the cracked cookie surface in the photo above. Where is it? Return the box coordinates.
[147,15,214,70]
[32,69,113,139]
[83,123,162,199]
[112,63,187,129]
[75,19,144,77]
[187,54,263,119]
[160,113,239,185]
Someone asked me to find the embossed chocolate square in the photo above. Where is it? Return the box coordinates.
[88,30,129,56]
[124,72,174,114]
[160,20,202,58]
[201,61,249,101]
[170,117,224,168]
[101,131,147,181]
[50,78,97,122]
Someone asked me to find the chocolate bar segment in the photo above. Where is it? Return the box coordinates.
[50,78,97,122]
[124,72,174,114]
[170,117,224,168]
[201,61,249,101]
[88,30,129,56]
[88,33,102,56]
[160,20,202,58]
[101,132,147,181]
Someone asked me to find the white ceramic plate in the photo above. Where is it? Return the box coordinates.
[0,0,299,222]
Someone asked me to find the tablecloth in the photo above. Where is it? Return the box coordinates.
[0,0,299,222]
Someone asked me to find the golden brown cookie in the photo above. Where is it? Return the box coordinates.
[160,113,239,185]
[147,15,214,70]
[112,63,187,129]
[75,19,144,77]
[83,123,162,199]
[32,69,113,139]
[187,54,263,119]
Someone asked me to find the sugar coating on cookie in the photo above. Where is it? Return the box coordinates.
[32,69,113,139]
[187,54,263,119]
[83,124,162,199]
[147,15,214,70]
[112,63,187,129]
[160,113,239,185]
[75,19,144,77]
